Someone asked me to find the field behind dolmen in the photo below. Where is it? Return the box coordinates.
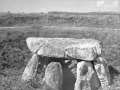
[0,12,120,90]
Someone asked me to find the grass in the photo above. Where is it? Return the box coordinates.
[0,20,120,89]
[0,12,120,28]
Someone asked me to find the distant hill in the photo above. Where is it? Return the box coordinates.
[48,11,120,15]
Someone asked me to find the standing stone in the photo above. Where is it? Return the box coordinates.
[22,54,39,81]
[43,62,63,90]
[94,57,111,90]
[74,61,101,90]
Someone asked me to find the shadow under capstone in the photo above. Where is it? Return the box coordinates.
[108,65,120,85]
[60,60,76,90]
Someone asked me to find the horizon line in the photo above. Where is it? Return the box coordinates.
[0,11,120,14]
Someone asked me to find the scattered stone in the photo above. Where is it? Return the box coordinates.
[22,54,39,81]
[74,61,101,90]
[43,62,63,90]
[26,37,102,61]
[94,57,111,90]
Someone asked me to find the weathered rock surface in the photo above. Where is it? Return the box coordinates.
[26,37,102,61]
[43,62,63,90]
[21,37,113,90]
[22,54,39,81]
[74,61,101,90]
[94,57,111,90]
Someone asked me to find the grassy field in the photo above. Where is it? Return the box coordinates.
[0,12,120,28]
[0,12,120,90]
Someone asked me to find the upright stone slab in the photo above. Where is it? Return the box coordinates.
[94,57,111,90]
[74,61,101,90]
[22,54,39,81]
[43,62,63,90]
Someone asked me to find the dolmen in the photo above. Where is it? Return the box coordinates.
[22,37,111,90]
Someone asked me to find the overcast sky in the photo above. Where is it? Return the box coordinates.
[0,0,119,13]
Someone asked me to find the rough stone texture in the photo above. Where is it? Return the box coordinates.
[26,37,102,61]
[22,54,39,81]
[94,57,111,90]
[43,62,63,90]
[74,61,101,90]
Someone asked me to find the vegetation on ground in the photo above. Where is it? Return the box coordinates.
[0,12,120,28]
[0,12,120,90]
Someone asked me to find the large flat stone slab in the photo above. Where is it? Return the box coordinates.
[26,37,102,61]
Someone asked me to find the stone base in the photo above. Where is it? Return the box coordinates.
[74,61,101,90]
[94,57,111,90]
[22,54,39,81]
[21,56,111,90]
[43,62,63,90]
